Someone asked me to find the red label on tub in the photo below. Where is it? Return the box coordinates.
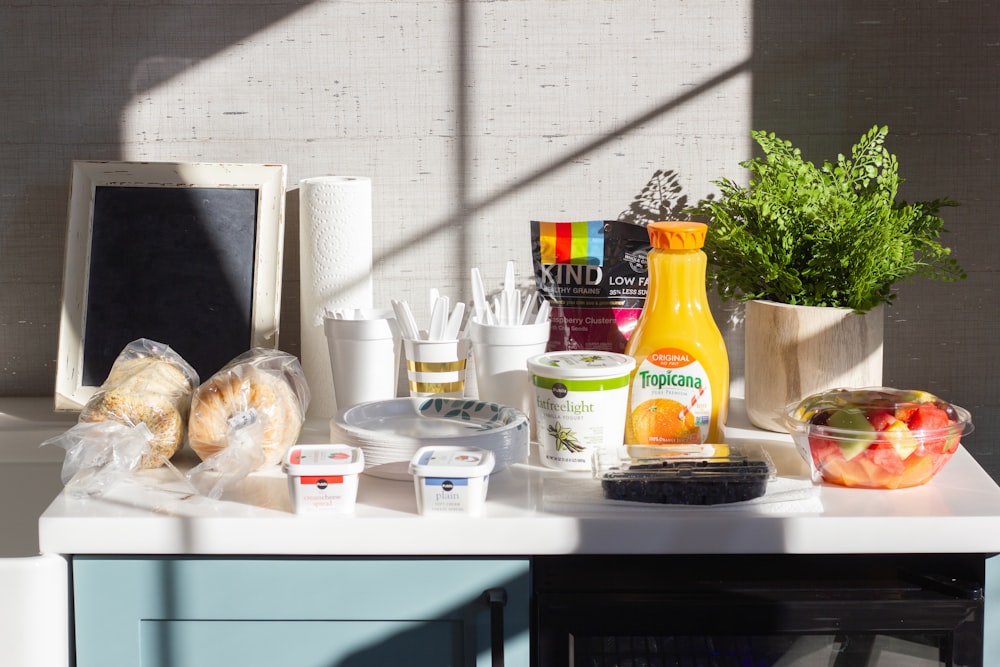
[300,475,344,485]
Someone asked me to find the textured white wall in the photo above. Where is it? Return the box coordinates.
[112,1,752,324]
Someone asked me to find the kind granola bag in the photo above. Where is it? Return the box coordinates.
[531,220,651,353]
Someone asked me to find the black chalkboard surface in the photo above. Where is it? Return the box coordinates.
[82,185,258,385]
[55,161,286,411]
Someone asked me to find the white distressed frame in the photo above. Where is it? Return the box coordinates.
[55,160,287,411]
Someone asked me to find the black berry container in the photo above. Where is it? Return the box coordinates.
[596,443,775,505]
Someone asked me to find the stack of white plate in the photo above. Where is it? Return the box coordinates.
[330,397,530,480]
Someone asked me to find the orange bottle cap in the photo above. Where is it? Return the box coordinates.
[647,221,707,250]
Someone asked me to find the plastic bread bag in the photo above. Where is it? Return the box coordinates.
[42,339,198,497]
[186,348,310,499]
[77,338,200,469]
[43,421,154,498]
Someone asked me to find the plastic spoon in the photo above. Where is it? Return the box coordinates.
[503,261,517,325]
[429,296,448,340]
[444,301,465,339]
[519,292,536,326]
[471,268,489,324]
[391,299,421,340]
[534,299,551,324]
[504,260,516,294]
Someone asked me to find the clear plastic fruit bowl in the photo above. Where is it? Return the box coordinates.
[784,387,973,489]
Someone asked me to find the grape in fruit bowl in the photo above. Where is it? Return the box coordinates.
[784,387,973,489]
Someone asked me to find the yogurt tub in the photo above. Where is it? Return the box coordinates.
[408,446,495,516]
[527,351,636,471]
[283,444,365,514]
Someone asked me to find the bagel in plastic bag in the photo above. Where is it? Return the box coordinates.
[79,338,198,469]
[188,348,310,469]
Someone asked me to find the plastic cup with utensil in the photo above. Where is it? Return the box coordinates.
[324,308,401,410]
[403,336,471,398]
[393,290,470,398]
[468,318,550,418]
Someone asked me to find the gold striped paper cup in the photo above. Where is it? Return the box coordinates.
[403,337,471,397]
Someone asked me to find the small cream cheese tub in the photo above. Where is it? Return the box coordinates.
[527,351,636,471]
[408,446,495,516]
[283,444,365,514]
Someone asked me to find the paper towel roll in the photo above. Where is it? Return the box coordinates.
[299,176,373,419]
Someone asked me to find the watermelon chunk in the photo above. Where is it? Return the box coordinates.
[869,440,906,475]
[907,404,956,453]
[866,410,896,432]
[907,404,951,432]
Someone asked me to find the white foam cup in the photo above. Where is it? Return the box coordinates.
[324,308,401,410]
[469,318,550,418]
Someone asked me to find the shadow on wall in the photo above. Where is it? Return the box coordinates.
[0,3,315,395]
[616,168,745,386]
[617,169,693,226]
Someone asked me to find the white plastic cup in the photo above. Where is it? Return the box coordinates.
[469,319,550,418]
[324,309,401,410]
[403,337,471,397]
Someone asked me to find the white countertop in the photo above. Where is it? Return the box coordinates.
[33,396,1000,557]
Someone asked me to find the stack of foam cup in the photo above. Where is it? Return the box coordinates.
[468,263,551,419]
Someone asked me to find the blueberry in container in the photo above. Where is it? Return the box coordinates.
[598,444,776,505]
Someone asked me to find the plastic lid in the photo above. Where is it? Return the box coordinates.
[647,221,707,250]
[785,386,971,434]
[283,444,365,476]
[596,443,775,479]
[409,446,496,478]
[527,351,635,379]
[596,443,776,505]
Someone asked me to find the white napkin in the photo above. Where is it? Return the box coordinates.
[542,475,822,515]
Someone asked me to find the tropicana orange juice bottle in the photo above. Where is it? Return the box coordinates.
[624,221,729,453]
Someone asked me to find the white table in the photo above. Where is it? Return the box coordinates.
[37,397,1000,556]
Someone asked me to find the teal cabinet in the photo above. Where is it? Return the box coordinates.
[73,557,530,667]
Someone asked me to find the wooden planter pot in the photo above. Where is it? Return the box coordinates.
[744,300,884,432]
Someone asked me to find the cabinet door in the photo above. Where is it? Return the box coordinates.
[73,557,530,667]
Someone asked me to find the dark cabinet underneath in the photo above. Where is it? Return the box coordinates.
[533,554,986,667]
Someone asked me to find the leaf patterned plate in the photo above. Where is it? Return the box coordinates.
[332,397,530,480]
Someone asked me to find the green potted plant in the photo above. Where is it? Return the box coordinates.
[690,125,964,431]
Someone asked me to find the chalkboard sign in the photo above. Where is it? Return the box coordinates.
[55,161,287,410]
